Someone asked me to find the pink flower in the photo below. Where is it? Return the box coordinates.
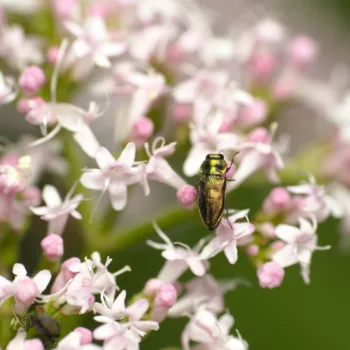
[150,283,177,322]
[143,137,187,195]
[81,144,144,211]
[182,308,248,350]
[227,124,285,191]
[257,261,285,288]
[65,16,127,79]
[169,275,245,317]
[272,217,330,284]
[74,327,93,345]
[41,233,64,261]
[51,257,81,293]
[201,210,255,264]
[177,185,198,209]
[262,187,292,215]
[147,223,210,282]
[19,66,45,94]
[0,263,51,316]
[31,185,83,236]
[288,35,318,68]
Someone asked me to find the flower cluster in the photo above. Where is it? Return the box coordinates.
[0,0,348,349]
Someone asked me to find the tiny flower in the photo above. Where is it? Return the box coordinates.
[150,283,177,322]
[31,185,83,236]
[257,261,285,288]
[130,116,154,146]
[0,263,51,316]
[143,137,187,195]
[262,187,292,215]
[0,71,17,105]
[51,257,81,293]
[47,46,60,64]
[201,210,255,264]
[41,233,64,262]
[176,185,198,209]
[65,16,127,79]
[19,66,45,94]
[247,244,259,256]
[227,124,285,191]
[182,308,248,350]
[288,35,318,68]
[74,327,93,345]
[273,217,330,284]
[81,144,143,211]
[147,223,210,282]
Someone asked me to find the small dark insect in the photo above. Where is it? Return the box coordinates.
[29,307,60,348]
[197,153,236,231]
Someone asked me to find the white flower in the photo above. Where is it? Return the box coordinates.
[0,72,17,105]
[147,223,210,282]
[81,144,144,211]
[31,185,82,236]
[182,308,248,350]
[201,210,255,264]
[273,217,330,284]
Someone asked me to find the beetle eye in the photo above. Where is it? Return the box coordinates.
[216,163,224,171]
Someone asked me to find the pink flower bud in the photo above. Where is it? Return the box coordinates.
[131,117,154,146]
[19,66,46,94]
[23,186,41,206]
[18,96,45,114]
[263,187,291,214]
[47,46,60,65]
[225,160,236,179]
[247,127,270,143]
[41,234,64,262]
[270,240,285,253]
[51,257,81,293]
[259,222,276,238]
[144,278,163,296]
[151,283,177,322]
[172,103,191,123]
[257,261,285,288]
[237,99,268,127]
[249,53,277,82]
[74,327,93,345]
[24,339,44,350]
[247,244,259,256]
[176,185,198,209]
[15,277,37,309]
[272,80,292,101]
[289,35,317,68]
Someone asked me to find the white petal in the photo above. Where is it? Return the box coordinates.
[127,299,149,321]
[108,182,127,211]
[12,263,27,277]
[96,147,116,170]
[112,290,126,315]
[30,206,49,216]
[94,52,111,68]
[55,103,85,132]
[275,224,300,243]
[224,241,238,264]
[80,170,106,190]
[183,144,212,177]
[116,142,136,167]
[74,125,100,158]
[187,258,206,276]
[6,330,26,350]
[272,244,298,267]
[32,270,51,294]
[157,260,187,283]
[43,185,62,207]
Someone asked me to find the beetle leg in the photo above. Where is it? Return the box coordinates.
[225,204,233,230]
[225,151,240,174]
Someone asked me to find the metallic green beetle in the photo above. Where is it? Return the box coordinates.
[197,153,235,231]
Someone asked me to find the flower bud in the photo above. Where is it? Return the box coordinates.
[74,327,93,345]
[247,127,270,143]
[249,53,277,82]
[24,339,44,350]
[15,277,37,315]
[289,35,317,68]
[247,244,259,256]
[151,283,177,322]
[144,278,163,296]
[172,103,191,123]
[131,117,154,146]
[257,261,285,288]
[51,257,81,293]
[176,185,198,209]
[263,187,291,215]
[19,66,45,94]
[41,234,64,262]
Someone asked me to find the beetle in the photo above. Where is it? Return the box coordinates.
[197,153,236,231]
[29,308,60,348]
